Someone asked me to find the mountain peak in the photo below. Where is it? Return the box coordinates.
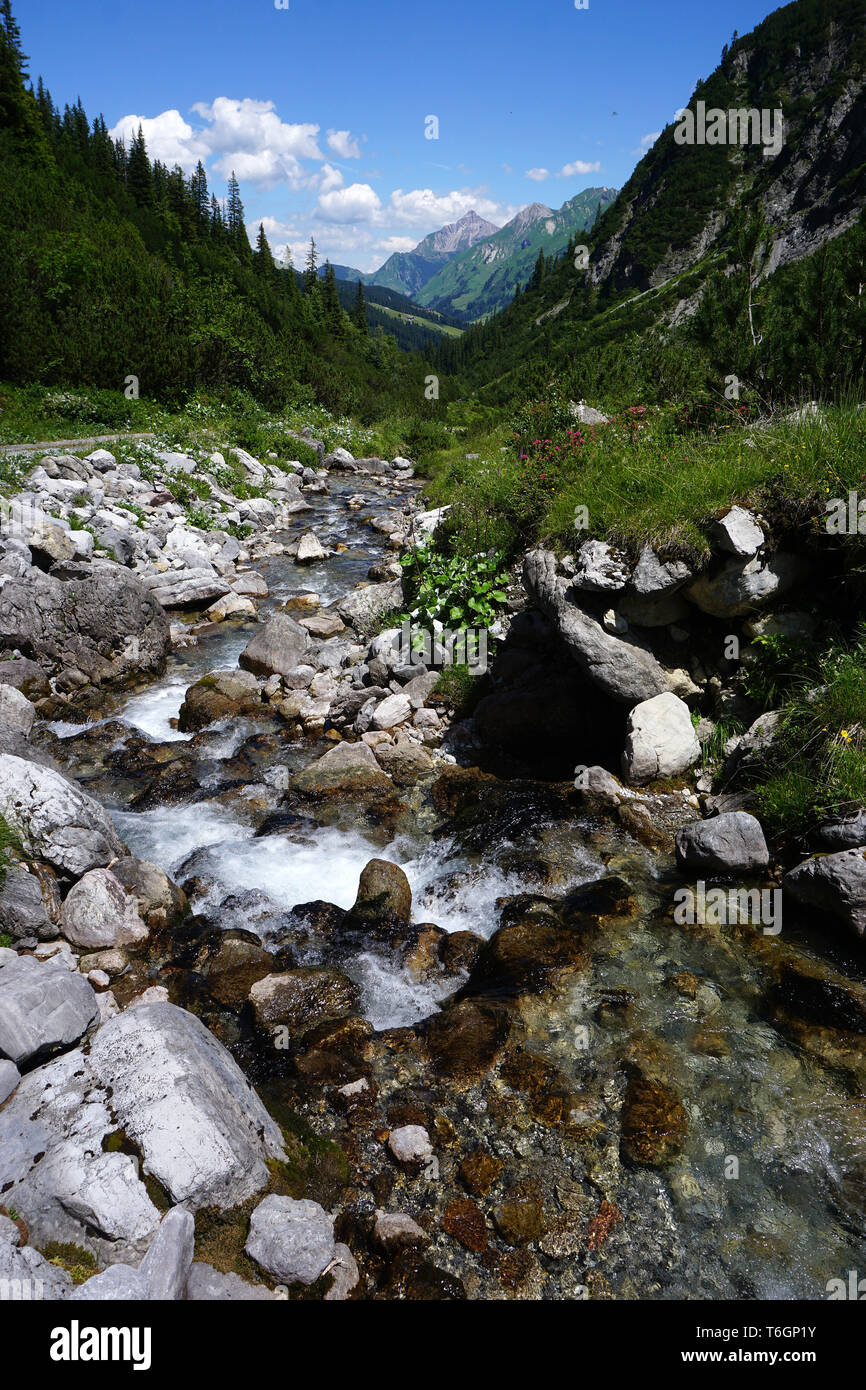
[505,202,554,234]
[416,211,500,257]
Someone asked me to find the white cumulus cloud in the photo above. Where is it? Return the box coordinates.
[108,110,209,172]
[525,167,550,182]
[558,159,602,177]
[631,131,661,155]
[315,183,383,223]
[387,187,509,228]
[326,129,363,159]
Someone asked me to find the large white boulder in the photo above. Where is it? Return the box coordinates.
[61,869,149,950]
[0,754,125,877]
[622,692,700,784]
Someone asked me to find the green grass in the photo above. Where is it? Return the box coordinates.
[744,630,866,835]
[424,393,866,565]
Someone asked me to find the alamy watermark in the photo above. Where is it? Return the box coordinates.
[674,101,784,158]
[394,620,488,674]
[673,880,782,934]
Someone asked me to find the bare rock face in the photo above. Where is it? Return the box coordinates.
[0,754,126,877]
[684,552,806,618]
[523,549,671,705]
[0,560,170,686]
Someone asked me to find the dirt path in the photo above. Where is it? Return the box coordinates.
[0,432,155,457]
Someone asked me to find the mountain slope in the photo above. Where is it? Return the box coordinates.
[437,0,866,403]
[416,188,618,321]
[369,211,499,297]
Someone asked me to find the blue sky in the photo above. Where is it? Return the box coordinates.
[17,0,780,271]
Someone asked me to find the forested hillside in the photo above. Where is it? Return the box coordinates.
[0,1,434,420]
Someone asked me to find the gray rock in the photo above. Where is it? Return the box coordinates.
[372,692,411,730]
[783,849,866,939]
[524,549,671,705]
[142,569,230,609]
[70,1264,149,1300]
[324,1243,360,1300]
[88,1002,286,1209]
[0,1059,21,1104]
[139,1207,195,1300]
[0,684,35,736]
[685,553,806,618]
[0,954,98,1066]
[573,539,630,592]
[0,1217,73,1301]
[816,810,866,850]
[61,869,149,950]
[336,578,403,630]
[245,1195,336,1286]
[296,531,326,563]
[388,1125,433,1166]
[239,612,310,679]
[0,866,53,941]
[0,1048,162,1261]
[0,560,170,684]
[622,691,700,784]
[184,1262,277,1300]
[675,812,770,873]
[619,545,692,627]
[0,754,125,877]
[709,506,765,557]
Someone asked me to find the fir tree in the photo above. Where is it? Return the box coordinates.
[353,279,368,333]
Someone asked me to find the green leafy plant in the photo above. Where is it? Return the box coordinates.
[400,542,508,629]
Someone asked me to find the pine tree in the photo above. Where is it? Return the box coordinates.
[353,279,368,333]
[303,236,319,294]
[322,261,343,333]
[226,171,247,253]
[126,123,152,206]
[255,222,276,279]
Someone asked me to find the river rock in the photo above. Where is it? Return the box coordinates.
[621,692,700,783]
[249,968,360,1035]
[620,1075,688,1166]
[0,754,125,877]
[0,561,170,685]
[336,578,403,630]
[296,531,326,563]
[0,954,98,1066]
[675,812,770,874]
[61,869,149,950]
[0,656,51,700]
[0,866,54,940]
[524,549,671,705]
[206,935,273,1008]
[88,1002,287,1209]
[348,858,412,939]
[0,683,35,736]
[388,1125,434,1167]
[245,1194,336,1286]
[110,857,188,929]
[178,669,263,730]
[288,740,395,805]
[372,692,411,730]
[239,612,310,679]
[783,850,866,939]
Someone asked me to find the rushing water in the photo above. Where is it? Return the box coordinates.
[40,473,866,1298]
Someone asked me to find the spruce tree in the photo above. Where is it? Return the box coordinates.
[353,279,368,333]
[322,261,343,333]
[126,123,152,206]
